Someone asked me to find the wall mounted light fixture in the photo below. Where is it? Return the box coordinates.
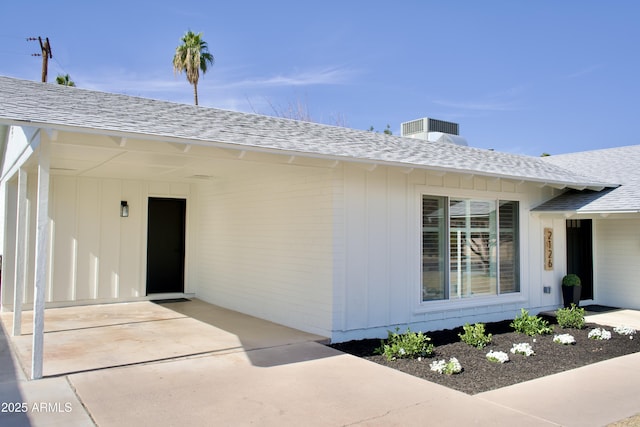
[120,201,129,217]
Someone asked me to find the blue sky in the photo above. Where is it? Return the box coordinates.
[1,1,638,156]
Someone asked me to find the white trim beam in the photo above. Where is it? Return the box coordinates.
[0,126,39,183]
[399,167,414,174]
[550,183,568,190]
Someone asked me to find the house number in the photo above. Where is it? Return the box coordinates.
[544,228,553,271]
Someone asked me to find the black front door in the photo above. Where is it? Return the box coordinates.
[146,198,186,294]
[566,219,593,301]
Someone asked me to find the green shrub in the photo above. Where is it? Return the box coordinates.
[376,328,435,361]
[556,304,585,329]
[510,308,553,336]
[458,323,493,348]
[562,274,581,286]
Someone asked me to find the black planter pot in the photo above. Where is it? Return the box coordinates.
[562,285,582,308]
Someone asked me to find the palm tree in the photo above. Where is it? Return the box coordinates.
[55,74,75,86]
[173,30,215,105]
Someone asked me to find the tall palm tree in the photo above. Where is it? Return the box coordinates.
[55,74,75,86]
[173,31,215,105]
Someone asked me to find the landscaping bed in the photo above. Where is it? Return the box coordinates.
[330,317,640,395]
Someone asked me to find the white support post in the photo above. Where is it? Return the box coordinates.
[31,140,50,380]
[12,168,27,336]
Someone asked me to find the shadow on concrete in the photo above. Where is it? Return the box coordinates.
[153,298,335,368]
[0,321,31,426]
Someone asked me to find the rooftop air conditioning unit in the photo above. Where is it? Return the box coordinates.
[401,117,468,146]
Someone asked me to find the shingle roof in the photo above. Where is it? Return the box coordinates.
[0,76,615,189]
[535,146,640,212]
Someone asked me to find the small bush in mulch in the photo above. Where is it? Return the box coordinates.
[329,318,639,395]
[376,328,434,361]
[556,304,586,329]
[510,308,553,336]
[458,322,492,349]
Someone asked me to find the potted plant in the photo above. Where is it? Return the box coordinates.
[561,274,582,308]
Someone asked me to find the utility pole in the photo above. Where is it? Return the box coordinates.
[28,37,53,82]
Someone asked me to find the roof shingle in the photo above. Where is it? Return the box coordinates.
[0,76,615,189]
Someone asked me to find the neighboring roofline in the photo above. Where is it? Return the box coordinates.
[0,118,615,191]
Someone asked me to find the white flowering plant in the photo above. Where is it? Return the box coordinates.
[486,350,509,363]
[553,334,576,345]
[588,328,611,340]
[429,357,462,375]
[510,343,534,356]
[613,325,637,338]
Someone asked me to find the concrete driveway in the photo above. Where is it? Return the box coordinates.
[1,299,640,426]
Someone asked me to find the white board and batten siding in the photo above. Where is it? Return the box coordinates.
[333,164,550,342]
[21,176,195,305]
[340,165,411,336]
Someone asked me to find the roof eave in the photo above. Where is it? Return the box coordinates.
[0,118,616,191]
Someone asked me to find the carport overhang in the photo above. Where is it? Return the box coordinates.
[2,122,354,380]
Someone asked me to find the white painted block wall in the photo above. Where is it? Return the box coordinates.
[194,163,335,337]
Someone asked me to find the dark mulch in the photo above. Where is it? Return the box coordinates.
[329,318,640,395]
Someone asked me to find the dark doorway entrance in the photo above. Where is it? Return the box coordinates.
[566,219,593,301]
[146,198,186,294]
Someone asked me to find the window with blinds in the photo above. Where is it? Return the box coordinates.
[422,196,519,302]
[499,200,520,294]
[422,196,447,300]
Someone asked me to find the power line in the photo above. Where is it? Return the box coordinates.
[52,57,71,77]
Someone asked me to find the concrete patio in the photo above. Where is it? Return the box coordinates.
[1,299,639,426]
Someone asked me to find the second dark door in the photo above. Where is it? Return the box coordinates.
[566,219,593,301]
[146,197,186,294]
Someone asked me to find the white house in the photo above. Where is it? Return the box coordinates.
[0,76,633,375]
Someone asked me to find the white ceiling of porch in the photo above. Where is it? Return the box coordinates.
[45,130,319,182]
